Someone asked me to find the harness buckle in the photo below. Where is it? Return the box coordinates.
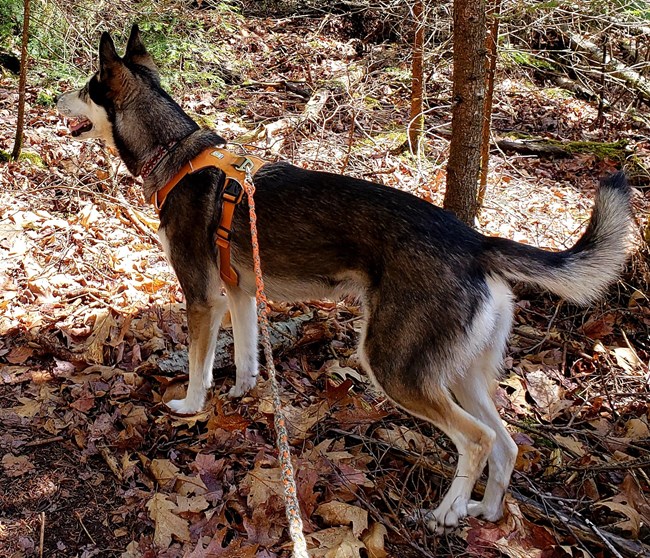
[222,177,244,203]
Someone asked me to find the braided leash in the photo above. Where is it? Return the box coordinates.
[242,169,309,558]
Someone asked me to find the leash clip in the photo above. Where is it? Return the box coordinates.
[233,156,255,173]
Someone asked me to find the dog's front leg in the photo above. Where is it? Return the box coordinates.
[225,285,259,398]
[167,294,228,414]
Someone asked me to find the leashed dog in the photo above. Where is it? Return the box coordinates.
[57,26,633,531]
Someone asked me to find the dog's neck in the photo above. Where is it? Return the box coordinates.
[140,138,187,180]
[140,128,227,202]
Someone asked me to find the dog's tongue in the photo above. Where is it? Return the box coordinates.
[69,117,92,137]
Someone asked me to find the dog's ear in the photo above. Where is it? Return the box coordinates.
[124,24,158,75]
[99,32,123,80]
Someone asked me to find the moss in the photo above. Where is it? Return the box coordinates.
[501,49,555,71]
[544,87,572,100]
[0,149,45,166]
[189,113,217,128]
[36,89,56,107]
[551,139,629,161]
[19,151,45,167]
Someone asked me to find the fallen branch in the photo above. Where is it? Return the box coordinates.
[560,26,650,103]
[264,88,329,153]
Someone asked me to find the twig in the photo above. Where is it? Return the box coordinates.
[525,299,564,353]
[24,436,64,448]
[502,417,583,459]
[75,511,96,545]
[39,512,45,558]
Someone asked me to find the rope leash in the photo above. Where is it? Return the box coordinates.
[242,169,309,558]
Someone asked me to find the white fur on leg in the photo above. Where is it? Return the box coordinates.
[452,277,518,522]
[167,295,227,414]
[226,286,259,398]
[455,375,517,521]
[426,419,495,533]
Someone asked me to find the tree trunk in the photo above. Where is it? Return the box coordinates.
[443,0,487,225]
[408,0,425,154]
[478,0,501,209]
[11,0,31,161]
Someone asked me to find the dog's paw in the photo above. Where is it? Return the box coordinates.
[426,501,467,534]
[467,499,503,522]
[166,397,204,415]
[227,375,257,399]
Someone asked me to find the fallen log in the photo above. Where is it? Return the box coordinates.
[495,138,572,158]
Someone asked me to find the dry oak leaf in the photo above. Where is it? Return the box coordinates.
[361,523,388,558]
[308,526,365,558]
[84,308,118,364]
[150,458,180,487]
[315,501,368,537]
[242,462,283,510]
[2,453,35,477]
[6,345,34,364]
[146,493,191,549]
[175,494,210,514]
[594,501,642,538]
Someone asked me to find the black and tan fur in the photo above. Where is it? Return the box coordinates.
[57,26,633,531]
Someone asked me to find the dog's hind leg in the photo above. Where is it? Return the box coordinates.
[451,362,517,522]
[399,389,496,533]
[451,281,518,521]
[225,285,259,398]
[361,334,494,532]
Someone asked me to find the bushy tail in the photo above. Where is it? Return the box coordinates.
[482,172,633,305]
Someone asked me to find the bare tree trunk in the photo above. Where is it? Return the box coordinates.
[478,0,501,209]
[11,0,31,161]
[443,0,487,225]
[408,0,425,154]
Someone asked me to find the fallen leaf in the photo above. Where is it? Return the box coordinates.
[150,458,180,487]
[595,501,641,538]
[315,501,368,537]
[361,522,388,558]
[6,345,34,364]
[146,493,190,549]
[610,347,643,373]
[2,453,35,477]
[624,418,649,441]
[308,526,365,558]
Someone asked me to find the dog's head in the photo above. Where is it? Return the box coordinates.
[57,25,161,148]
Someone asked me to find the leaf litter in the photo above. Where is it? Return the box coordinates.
[1,7,650,558]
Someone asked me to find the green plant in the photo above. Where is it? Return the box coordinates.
[0,0,22,46]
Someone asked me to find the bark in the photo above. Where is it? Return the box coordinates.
[11,0,31,161]
[478,0,501,209]
[408,0,425,153]
[443,0,487,225]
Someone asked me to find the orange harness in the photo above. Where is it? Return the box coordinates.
[150,147,266,286]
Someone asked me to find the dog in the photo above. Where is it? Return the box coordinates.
[56,25,633,532]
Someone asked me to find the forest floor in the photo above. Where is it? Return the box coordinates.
[1,8,650,558]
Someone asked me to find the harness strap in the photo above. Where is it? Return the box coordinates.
[150,146,266,286]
